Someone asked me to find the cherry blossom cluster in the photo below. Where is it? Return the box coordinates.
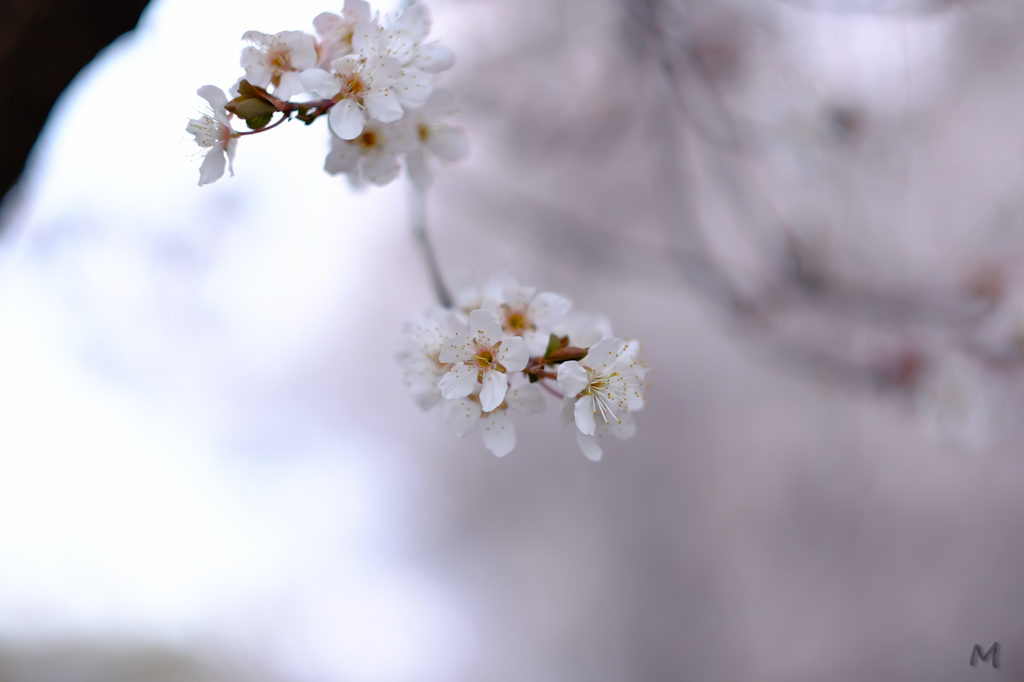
[395,276,649,461]
[186,0,467,188]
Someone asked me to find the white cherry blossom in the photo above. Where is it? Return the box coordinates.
[240,30,318,100]
[313,0,373,65]
[438,309,529,412]
[186,85,238,186]
[349,13,434,109]
[403,88,469,190]
[385,4,455,75]
[443,382,545,456]
[495,285,573,355]
[300,48,403,139]
[395,306,459,410]
[324,120,413,186]
[557,337,646,460]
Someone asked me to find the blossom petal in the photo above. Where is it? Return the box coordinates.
[395,69,433,108]
[479,370,508,413]
[324,138,359,175]
[300,68,341,98]
[274,70,306,100]
[496,336,529,372]
[438,363,478,400]
[281,30,318,69]
[583,337,626,370]
[412,389,441,411]
[351,19,382,55]
[557,361,589,398]
[197,148,226,186]
[576,432,603,462]
[505,383,545,415]
[573,395,597,436]
[364,89,404,123]
[443,398,481,437]
[329,99,365,140]
[438,332,475,363]
[344,0,371,20]
[360,152,401,185]
[559,397,576,427]
[529,292,573,328]
[427,128,469,162]
[197,85,229,120]
[468,309,502,347]
[395,4,431,42]
[604,411,636,440]
[481,410,515,457]
[413,42,455,74]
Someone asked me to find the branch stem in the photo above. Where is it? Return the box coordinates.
[409,187,454,308]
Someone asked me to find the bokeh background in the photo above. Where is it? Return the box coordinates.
[1,0,1023,680]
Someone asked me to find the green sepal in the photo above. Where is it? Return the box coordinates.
[528,372,539,383]
[246,113,274,130]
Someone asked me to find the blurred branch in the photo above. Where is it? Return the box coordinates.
[0,0,152,222]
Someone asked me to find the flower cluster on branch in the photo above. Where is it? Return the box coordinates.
[186,0,467,187]
[396,276,649,461]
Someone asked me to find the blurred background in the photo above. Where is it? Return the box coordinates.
[1,0,1023,680]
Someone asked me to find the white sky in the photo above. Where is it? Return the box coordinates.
[0,0,474,680]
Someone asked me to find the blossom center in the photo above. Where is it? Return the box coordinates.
[359,130,379,148]
[473,347,495,368]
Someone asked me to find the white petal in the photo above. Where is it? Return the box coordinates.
[438,331,475,363]
[529,292,573,328]
[574,395,597,436]
[443,398,481,437]
[225,138,237,175]
[395,5,431,42]
[324,138,360,175]
[329,99,365,140]
[604,411,636,440]
[197,148,226,186]
[438,363,478,400]
[557,361,589,398]
[313,12,340,37]
[300,68,341,98]
[505,383,545,415]
[352,19,384,55]
[427,128,469,162]
[576,432,603,462]
[197,85,229,115]
[364,89,404,123]
[522,330,549,357]
[406,148,433,190]
[344,0,371,20]
[559,397,576,427]
[395,69,433,109]
[496,336,529,372]
[468,309,502,347]
[412,389,441,411]
[241,30,271,45]
[273,70,305,100]
[360,152,401,186]
[419,87,457,121]
[240,45,266,71]
[281,30,318,69]
[413,42,455,74]
[583,337,627,370]
[479,370,508,413]
[481,411,515,457]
